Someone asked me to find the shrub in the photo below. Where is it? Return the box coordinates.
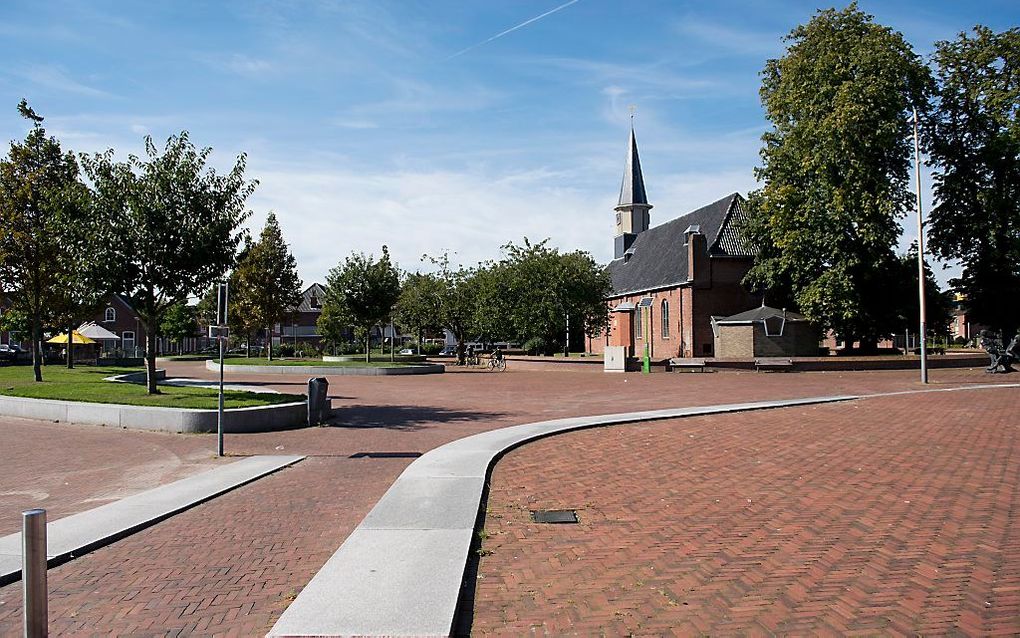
[522,337,548,355]
[420,342,442,356]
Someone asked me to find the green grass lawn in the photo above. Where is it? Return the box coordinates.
[0,365,299,409]
[221,357,421,368]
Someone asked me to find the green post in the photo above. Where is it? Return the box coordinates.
[642,342,650,374]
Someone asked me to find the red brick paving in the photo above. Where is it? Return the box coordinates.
[0,363,1014,634]
[470,387,1020,636]
[0,456,405,636]
[0,417,223,535]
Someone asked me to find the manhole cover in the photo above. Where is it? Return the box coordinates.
[531,509,579,524]
[349,452,423,459]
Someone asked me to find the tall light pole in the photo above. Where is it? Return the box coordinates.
[913,107,929,384]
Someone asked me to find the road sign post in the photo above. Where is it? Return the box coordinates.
[212,281,229,456]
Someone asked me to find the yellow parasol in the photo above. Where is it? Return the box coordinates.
[47,331,97,345]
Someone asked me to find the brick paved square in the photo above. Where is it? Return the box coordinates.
[468,387,1020,635]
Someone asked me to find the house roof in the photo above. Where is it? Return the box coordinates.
[714,305,807,324]
[292,283,326,313]
[618,127,649,207]
[606,193,750,296]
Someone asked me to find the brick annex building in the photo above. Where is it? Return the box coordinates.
[586,128,758,360]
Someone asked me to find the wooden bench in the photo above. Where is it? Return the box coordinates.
[755,357,794,372]
[668,357,708,372]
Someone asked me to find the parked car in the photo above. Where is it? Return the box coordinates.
[0,343,26,362]
[398,348,415,356]
[438,344,458,357]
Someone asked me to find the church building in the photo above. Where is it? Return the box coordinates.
[586,127,758,360]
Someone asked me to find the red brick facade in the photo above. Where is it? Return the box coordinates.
[588,245,756,360]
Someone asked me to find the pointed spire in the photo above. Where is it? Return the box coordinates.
[618,125,649,207]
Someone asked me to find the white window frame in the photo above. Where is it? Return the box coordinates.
[104,307,116,322]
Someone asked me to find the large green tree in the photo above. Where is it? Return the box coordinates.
[83,132,256,393]
[231,213,302,360]
[474,239,612,354]
[0,101,93,380]
[395,271,444,353]
[426,253,482,364]
[924,26,1020,335]
[322,246,400,362]
[159,302,198,353]
[741,4,931,348]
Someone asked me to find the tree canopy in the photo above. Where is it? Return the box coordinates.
[0,100,96,380]
[321,246,400,362]
[741,4,931,348]
[231,212,302,360]
[83,132,256,392]
[924,26,1020,335]
[395,271,445,352]
[474,239,611,354]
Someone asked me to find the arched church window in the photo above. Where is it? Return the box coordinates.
[634,306,643,339]
[104,307,116,322]
[661,300,670,338]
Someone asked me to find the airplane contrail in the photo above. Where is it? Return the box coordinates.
[445,0,582,60]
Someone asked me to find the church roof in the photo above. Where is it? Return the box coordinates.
[714,305,807,323]
[617,128,649,207]
[607,193,750,296]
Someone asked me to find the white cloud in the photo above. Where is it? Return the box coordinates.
[672,19,784,56]
[244,157,760,285]
[20,64,114,98]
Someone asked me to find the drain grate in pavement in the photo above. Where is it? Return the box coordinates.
[531,509,579,524]
[349,451,423,459]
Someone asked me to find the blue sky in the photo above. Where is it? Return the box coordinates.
[0,1,1015,287]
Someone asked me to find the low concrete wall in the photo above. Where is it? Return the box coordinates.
[708,353,988,372]
[207,360,444,376]
[0,394,327,434]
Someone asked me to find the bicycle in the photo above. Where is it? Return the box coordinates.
[486,355,506,372]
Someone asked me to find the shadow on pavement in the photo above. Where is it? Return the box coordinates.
[327,405,507,431]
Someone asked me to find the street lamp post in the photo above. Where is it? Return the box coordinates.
[913,107,929,384]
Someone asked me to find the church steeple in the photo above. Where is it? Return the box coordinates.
[614,123,652,259]
[618,127,649,208]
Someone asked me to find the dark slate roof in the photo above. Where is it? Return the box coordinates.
[607,193,749,296]
[292,283,326,313]
[618,128,649,207]
[715,305,807,323]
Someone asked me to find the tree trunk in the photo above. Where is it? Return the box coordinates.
[246,335,251,358]
[365,331,371,363]
[31,314,42,382]
[66,321,74,369]
[145,327,159,394]
[267,325,273,361]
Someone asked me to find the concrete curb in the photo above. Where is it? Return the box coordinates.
[207,360,445,376]
[0,394,324,434]
[268,395,858,637]
[0,455,305,586]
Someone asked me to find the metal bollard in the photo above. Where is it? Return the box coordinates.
[22,508,47,637]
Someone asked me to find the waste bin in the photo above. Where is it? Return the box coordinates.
[307,377,329,426]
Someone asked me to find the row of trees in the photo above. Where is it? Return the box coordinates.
[315,239,612,362]
[741,4,1018,346]
[0,101,255,391]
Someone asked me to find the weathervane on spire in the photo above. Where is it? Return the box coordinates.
[628,104,637,126]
